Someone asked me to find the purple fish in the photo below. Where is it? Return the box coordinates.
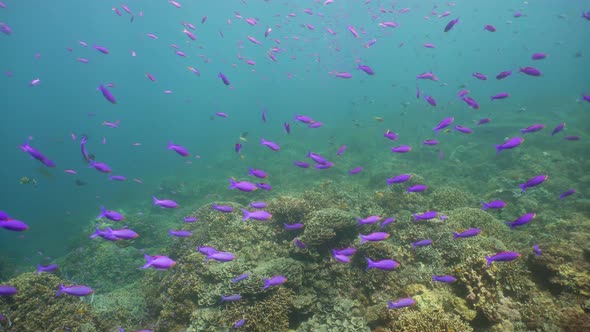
[153,196,178,208]
[533,245,541,256]
[0,285,18,296]
[551,123,566,136]
[229,178,258,192]
[109,175,126,181]
[142,254,176,269]
[424,95,437,107]
[206,251,235,262]
[94,45,109,54]
[212,203,233,213]
[454,125,473,134]
[506,212,536,229]
[520,124,545,134]
[333,248,356,256]
[36,264,59,274]
[432,275,457,283]
[198,246,218,256]
[284,223,304,230]
[531,53,547,60]
[89,160,112,173]
[477,118,491,125]
[384,130,398,141]
[387,174,413,185]
[444,18,459,32]
[358,215,381,225]
[19,141,55,167]
[462,96,479,109]
[387,298,416,309]
[518,175,548,192]
[284,122,291,134]
[559,189,576,199]
[0,22,12,35]
[380,217,396,229]
[519,66,542,76]
[564,135,580,141]
[234,319,246,328]
[423,139,439,146]
[349,167,363,175]
[293,237,306,249]
[416,72,438,81]
[232,273,250,283]
[412,239,433,249]
[169,229,192,237]
[98,84,116,104]
[366,258,399,270]
[295,115,314,124]
[168,141,190,156]
[494,137,524,153]
[407,184,427,193]
[294,161,310,168]
[0,211,9,221]
[260,138,280,151]
[334,254,351,263]
[250,201,267,209]
[336,145,347,156]
[358,65,375,75]
[235,143,242,154]
[457,89,470,97]
[391,145,412,153]
[486,251,521,266]
[413,211,441,221]
[184,216,198,223]
[221,294,242,302]
[482,200,506,210]
[0,219,30,231]
[483,25,496,32]
[496,70,512,80]
[308,122,323,128]
[108,228,139,240]
[56,284,93,297]
[262,275,287,289]
[472,72,487,80]
[307,151,328,164]
[453,228,481,239]
[359,232,390,244]
[218,72,230,85]
[242,209,272,221]
[256,183,272,190]
[249,167,267,178]
[491,92,510,101]
[97,206,124,221]
[434,117,454,133]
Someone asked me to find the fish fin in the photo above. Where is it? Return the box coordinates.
[365,257,373,270]
[55,283,65,296]
[152,196,159,205]
[141,254,152,269]
[494,145,501,154]
[518,184,526,193]
[481,202,488,211]
[241,209,250,221]
[485,256,492,266]
[452,232,459,239]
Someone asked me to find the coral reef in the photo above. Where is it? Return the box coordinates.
[384,308,473,332]
[0,273,104,331]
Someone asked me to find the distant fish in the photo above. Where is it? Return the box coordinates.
[486,251,521,266]
[551,123,566,136]
[433,117,454,133]
[56,284,93,297]
[496,70,512,80]
[472,72,487,80]
[518,175,548,192]
[366,258,399,270]
[531,53,547,60]
[494,137,524,153]
[482,200,506,210]
[533,245,541,256]
[506,212,536,229]
[520,124,545,134]
[411,239,433,249]
[453,228,481,239]
[444,17,459,32]
[490,92,509,101]
[559,189,576,199]
[141,254,176,270]
[519,66,542,76]
[432,275,457,283]
[387,298,416,309]
[98,84,117,104]
[152,196,179,208]
[167,141,190,156]
[218,72,230,85]
[391,145,412,153]
[260,138,280,151]
[483,25,496,32]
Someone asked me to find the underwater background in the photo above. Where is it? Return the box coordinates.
[1,0,589,331]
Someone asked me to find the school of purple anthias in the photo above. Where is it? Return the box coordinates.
[1,1,590,331]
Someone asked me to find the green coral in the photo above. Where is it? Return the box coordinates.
[299,208,357,248]
[430,186,476,211]
[384,308,473,332]
[0,273,104,331]
[297,297,371,332]
[92,282,148,331]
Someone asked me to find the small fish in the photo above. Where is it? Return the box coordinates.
[256,183,272,190]
[423,139,439,146]
[183,216,198,222]
[387,298,416,309]
[262,275,287,289]
[434,117,454,133]
[284,122,291,134]
[260,138,280,151]
[391,145,412,153]
[206,251,236,262]
[533,245,541,256]
[0,219,29,231]
[349,167,363,175]
[358,65,375,75]
[424,95,437,106]
[462,96,479,109]
[212,203,233,213]
[89,160,111,173]
[169,230,192,237]
[483,24,496,32]
[413,211,445,221]
[218,72,230,86]
[232,273,249,283]
[235,143,242,154]
[519,66,542,76]
[494,137,524,153]
[359,232,389,244]
[520,124,545,134]
[454,125,473,134]
[491,92,510,101]
[444,17,459,32]
[384,130,398,141]
[294,237,306,249]
[551,123,566,136]
[482,200,506,210]
[241,209,272,221]
[506,212,536,229]
[477,118,491,125]
[386,174,413,185]
[559,189,576,199]
[411,239,433,249]
[168,141,190,156]
[97,206,124,221]
[152,196,179,208]
[486,251,521,266]
[250,201,267,209]
[141,254,176,270]
[496,70,512,80]
[472,72,487,80]
[366,258,399,270]
[98,84,117,104]
[293,161,310,168]
[94,45,109,54]
[452,228,481,239]
[407,184,428,193]
[234,319,246,328]
[337,145,347,156]
[221,294,241,302]
[380,217,396,229]
[531,53,547,60]
[229,179,258,192]
[36,264,59,274]
[564,135,580,141]
[284,223,304,230]
[518,175,548,192]
[56,284,93,297]
[432,275,457,283]
[358,215,381,225]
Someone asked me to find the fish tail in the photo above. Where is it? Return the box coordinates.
[35,264,41,274]
[89,228,100,239]
[452,232,459,239]
[55,283,64,296]
[97,206,106,219]
[241,209,250,221]
[262,279,270,289]
[365,257,373,270]
[494,145,502,154]
[228,178,237,190]
[518,184,526,193]
[152,196,159,206]
[359,235,366,244]
[141,254,152,269]
[485,256,492,266]
[481,202,488,211]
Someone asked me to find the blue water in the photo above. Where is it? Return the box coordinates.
[1,0,589,330]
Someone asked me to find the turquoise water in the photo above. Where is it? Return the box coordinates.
[1,1,589,331]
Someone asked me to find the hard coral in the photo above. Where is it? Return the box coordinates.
[385,308,473,332]
[430,186,476,211]
[299,208,357,248]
